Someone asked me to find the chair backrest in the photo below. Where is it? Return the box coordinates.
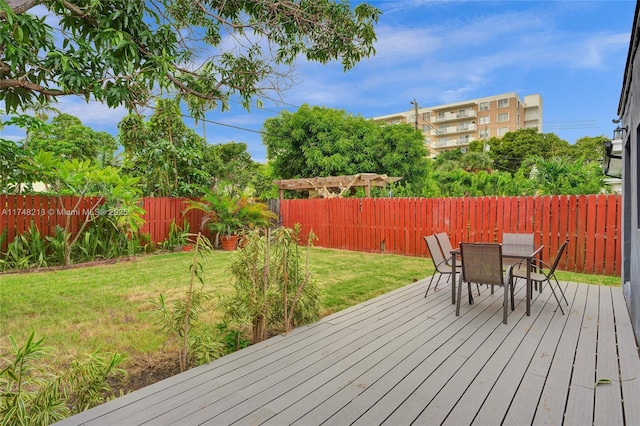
[502,233,534,246]
[424,235,447,271]
[435,232,454,255]
[548,240,569,274]
[501,233,534,267]
[460,243,504,286]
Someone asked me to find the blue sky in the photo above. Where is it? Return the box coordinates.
[1,1,635,163]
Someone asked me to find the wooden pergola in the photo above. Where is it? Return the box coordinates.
[272,173,403,199]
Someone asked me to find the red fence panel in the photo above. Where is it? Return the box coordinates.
[279,195,622,276]
[0,194,623,275]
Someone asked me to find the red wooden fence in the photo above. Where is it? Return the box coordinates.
[0,194,622,275]
[279,195,622,276]
[0,195,208,252]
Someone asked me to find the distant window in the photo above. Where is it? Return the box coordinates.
[422,124,429,132]
[498,98,509,108]
[458,122,469,131]
[480,128,490,138]
[438,112,446,119]
[458,135,470,144]
[479,102,490,111]
[517,113,520,123]
[457,108,469,118]
[479,116,490,125]
[498,113,509,122]
[498,127,509,136]
[423,112,430,121]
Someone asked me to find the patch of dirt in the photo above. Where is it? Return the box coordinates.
[0,256,139,275]
[110,352,182,395]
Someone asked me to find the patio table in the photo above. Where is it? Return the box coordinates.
[450,243,544,316]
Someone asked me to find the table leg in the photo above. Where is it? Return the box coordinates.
[451,255,457,305]
[526,257,532,316]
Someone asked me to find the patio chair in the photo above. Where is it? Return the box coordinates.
[423,235,457,298]
[502,232,534,246]
[435,232,459,267]
[457,242,513,324]
[510,240,569,314]
[502,232,535,286]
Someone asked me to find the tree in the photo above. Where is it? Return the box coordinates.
[489,128,570,173]
[2,1,379,116]
[20,151,144,265]
[460,151,493,173]
[0,114,42,193]
[203,142,259,190]
[569,136,608,162]
[523,156,607,195]
[263,104,429,194]
[118,98,211,197]
[28,113,118,164]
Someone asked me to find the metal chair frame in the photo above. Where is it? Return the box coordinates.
[423,235,455,298]
[435,232,458,267]
[458,242,513,324]
[510,240,569,314]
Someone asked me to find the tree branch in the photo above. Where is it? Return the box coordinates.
[5,0,40,15]
[0,78,86,97]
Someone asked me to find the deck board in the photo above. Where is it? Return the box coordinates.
[56,279,640,426]
[595,286,624,425]
[532,281,587,425]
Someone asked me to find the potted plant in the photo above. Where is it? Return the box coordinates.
[186,185,277,251]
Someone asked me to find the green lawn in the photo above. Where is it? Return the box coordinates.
[0,247,619,372]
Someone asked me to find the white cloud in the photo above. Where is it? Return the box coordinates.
[54,98,129,128]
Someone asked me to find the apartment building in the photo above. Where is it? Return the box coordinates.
[372,92,543,157]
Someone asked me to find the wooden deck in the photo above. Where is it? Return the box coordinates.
[58,278,640,425]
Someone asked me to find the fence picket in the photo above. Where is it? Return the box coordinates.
[604,195,619,275]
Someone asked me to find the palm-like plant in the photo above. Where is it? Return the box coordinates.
[186,185,277,243]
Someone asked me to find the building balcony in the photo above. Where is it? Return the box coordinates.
[431,123,477,136]
[432,110,477,123]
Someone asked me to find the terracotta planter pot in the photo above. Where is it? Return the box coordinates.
[220,235,239,251]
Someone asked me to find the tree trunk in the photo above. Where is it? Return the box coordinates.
[252,314,267,344]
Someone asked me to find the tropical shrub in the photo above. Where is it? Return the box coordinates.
[0,331,126,425]
[186,185,277,245]
[222,225,321,344]
[153,234,226,372]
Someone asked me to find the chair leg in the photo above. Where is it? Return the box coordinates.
[424,272,439,298]
[545,278,566,315]
[503,284,509,324]
[552,274,569,305]
[508,272,515,311]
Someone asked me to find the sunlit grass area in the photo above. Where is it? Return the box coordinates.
[0,247,619,372]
